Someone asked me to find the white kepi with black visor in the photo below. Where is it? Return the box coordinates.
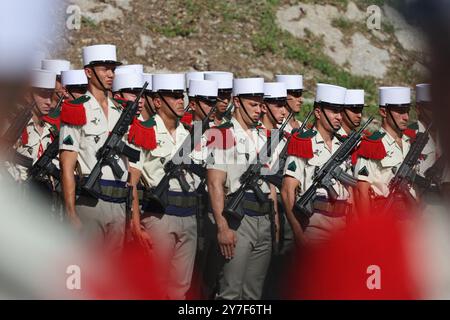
[205,72,234,115]
[41,59,71,77]
[112,71,144,95]
[275,74,303,100]
[343,89,365,128]
[416,83,431,105]
[233,77,264,126]
[189,79,218,120]
[61,69,88,99]
[30,69,57,90]
[152,73,186,119]
[82,44,122,92]
[314,83,347,132]
[379,86,411,131]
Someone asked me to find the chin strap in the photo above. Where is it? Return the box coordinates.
[91,66,110,97]
[343,108,358,129]
[387,109,402,132]
[320,105,339,133]
[238,96,258,127]
[158,93,180,119]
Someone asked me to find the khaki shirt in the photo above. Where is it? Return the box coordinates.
[11,118,54,181]
[283,127,350,200]
[59,91,129,182]
[416,121,438,178]
[206,117,271,195]
[134,114,197,192]
[354,128,414,198]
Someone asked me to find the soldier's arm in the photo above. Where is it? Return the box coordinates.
[60,150,79,225]
[269,184,280,243]
[355,181,371,216]
[128,166,142,232]
[207,168,227,230]
[354,157,374,216]
[207,168,237,259]
[281,156,307,246]
[58,120,83,228]
[281,175,305,245]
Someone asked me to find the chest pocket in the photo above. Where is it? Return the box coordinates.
[81,119,107,150]
[235,141,256,164]
[23,128,40,148]
[307,147,328,167]
[380,150,402,169]
[150,139,173,165]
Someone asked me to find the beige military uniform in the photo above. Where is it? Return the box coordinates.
[354,128,414,198]
[59,91,132,254]
[284,127,350,243]
[207,117,273,300]
[10,118,54,181]
[416,121,438,178]
[135,114,199,300]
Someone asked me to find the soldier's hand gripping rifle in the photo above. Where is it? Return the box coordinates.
[26,95,66,183]
[382,126,431,215]
[261,109,314,189]
[222,112,295,227]
[82,82,148,197]
[144,104,218,213]
[294,117,374,229]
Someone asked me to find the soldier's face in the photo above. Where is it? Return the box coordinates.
[145,93,155,111]
[317,106,342,132]
[191,98,214,120]
[286,91,303,113]
[217,91,231,114]
[417,103,432,124]
[116,91,145,114]
[85,65,116,90]
[157,92,185,118]
[381,107,409,131]
[263,101,287,125]
[32,88,53,116]
[65,86,87,100]
[236,96,263,125]
[342,107,363,128]
[52,79,67,106]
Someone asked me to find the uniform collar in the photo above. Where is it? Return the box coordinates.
[231,116,259,134]
[380,127,409,146]
[313,126,341,146]
[85,90,115,111]
[154,114,187,136]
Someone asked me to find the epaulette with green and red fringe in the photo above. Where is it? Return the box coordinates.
[205,121,235,149]
[353,130,387,160]
[349,129,373,165]
[287,128,316,159]
[42,103,63,131]
[403,122,418,140]
[128,117,157,151]
[60,95,89,126]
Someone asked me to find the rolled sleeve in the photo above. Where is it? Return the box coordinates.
[354,157,376,183]
[283,155,304,181]
[59,124,81,153]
